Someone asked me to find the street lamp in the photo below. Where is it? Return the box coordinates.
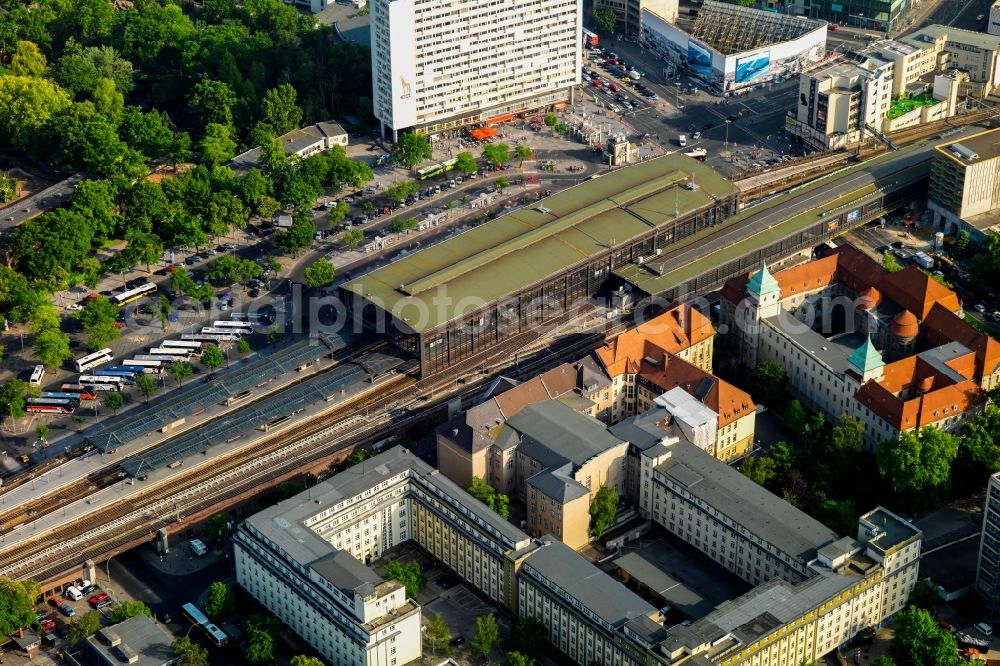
[725,119,732,150]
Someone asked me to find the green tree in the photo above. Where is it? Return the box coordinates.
[266,327,283,346]
[388,218,418,235]
[472,613,500,660]
[111,600,152,623]
[740,455,777,488]
[392,133,433,169]
[0,76,72,152]
[770,441,797,472]
[204,582,236,619]
[515,145,533,168]
[384,560,427,598]
[811,490,857,535]
[482,143,511,169]
[589,485,619,536]
[748,361,788,408]
[36,424,49,443]
[135,373,158,404]
[877,426,959,505]
[156,296,173,331]
[0,176,17,203]
[104,390,124,415]
[385,179,419,205]
[68,611,104,645]
[907,578,942,616]
[77,295,120,350]
[883,252,902,273]
[342,228,364,249]
[871,657,896,666]
[736,0,755,6]
[49,101,135,176]
[512,616,547,653]
[890,606,960,666]
[290,658,325,666]
[592,7,618,33]
[56,45,134,99]
[201,122,237,168]
[259,83,303,136]
[33,328,73,369]
[0,578,40,637]
[494,177,509,194]
[203,514,229,543]
[962,405,1000,475]
[11,40,47,78]
[187,79,237,128]
[544,113,558,127]
[238,337,252,355]
[276,214,315,256]
[246,623,276,664]
[455,151,478,175]
[467,476,511,519]
[304,259,336,289]
[425,613,452,656]
[170,361,194,387]
[783,400,808,434]
[504,652,536,666]
[0,379,31,419]
[173,636,210,666]
[955,230,972,257]
[201,344,225,373]
[92,77,124,123]
[554,123,568,134]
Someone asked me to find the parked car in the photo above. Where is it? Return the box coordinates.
[59,605,75,617]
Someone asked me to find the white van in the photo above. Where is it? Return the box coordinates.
[975,622,993,637]
[678,135,687,147]
[64,586,83,601]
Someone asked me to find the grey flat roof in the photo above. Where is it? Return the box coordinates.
[86,615,176,666]
[527,463,589,502]
[615,552,684,597]
[245,447,531,587]
[508,400,625,469]
[764,315,868,377]
[860,507,921,553]
[523,537,657,628]
[656,441,839,562]
[609,407,679,452]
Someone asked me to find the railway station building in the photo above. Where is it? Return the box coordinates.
[341,155,739,377]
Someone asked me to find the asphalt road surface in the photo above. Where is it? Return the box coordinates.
[0,172,85,230]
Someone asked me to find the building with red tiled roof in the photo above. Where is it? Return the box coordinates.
[721,244,988,448]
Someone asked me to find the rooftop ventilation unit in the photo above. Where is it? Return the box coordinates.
[950,143,979,161]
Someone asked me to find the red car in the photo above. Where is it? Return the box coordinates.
[89,593,109,608]
[48,597,63,608]
[608,82,620,92]
[591,79,603,88]
[40,618,56,631]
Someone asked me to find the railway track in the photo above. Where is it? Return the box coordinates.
[2,302,612,581]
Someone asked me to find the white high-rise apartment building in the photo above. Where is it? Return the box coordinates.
[370,0,582,140]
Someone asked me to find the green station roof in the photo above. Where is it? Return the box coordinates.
[343,154,737,333]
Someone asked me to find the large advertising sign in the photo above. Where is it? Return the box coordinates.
[735,50,770,83]
[687,40,713,79]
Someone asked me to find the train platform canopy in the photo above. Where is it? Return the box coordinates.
[468,127,498,140]
[85,335,346,453]
[342,154,736,333]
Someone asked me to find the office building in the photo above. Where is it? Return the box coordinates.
[230,121,348,173]
[85,615,177,666]
[928,128,1000,242]
[899,26,1000,97]
[369,0,581,140]
[235,447,535,666]
[791,58,894,150]
[808,0,910,33]
[990,0,1000,36]
[720,245,995,448]
[976,472,1000,620]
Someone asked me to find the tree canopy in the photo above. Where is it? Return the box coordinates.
[467,476,510,519]
[384,560,426,598]
[590,485,619,536]
[890,606,960,666]
[0,578,40,637]
[877,426,959,506]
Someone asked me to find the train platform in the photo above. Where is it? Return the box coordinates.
[0,349,408,561]
[0,335,350,520]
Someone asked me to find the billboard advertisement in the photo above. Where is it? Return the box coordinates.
[687,40,713,79]
[735,50,770,83]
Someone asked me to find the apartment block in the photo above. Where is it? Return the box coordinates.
[234,448,534,665]
[978,473,1000,620]
[791,58,894,150]
[929,128,1000,242]
[899,26,1000,96]
[369,0,581,140]
[721,245,995,448]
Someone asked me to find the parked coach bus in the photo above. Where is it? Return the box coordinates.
[74,348,114,373]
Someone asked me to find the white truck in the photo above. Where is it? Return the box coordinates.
[274,214,293,229]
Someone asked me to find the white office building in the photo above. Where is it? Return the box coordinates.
[369,0,582,140]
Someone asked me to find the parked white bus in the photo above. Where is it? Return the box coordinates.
[78,375,125,390]
[124,359,165,374]
[148,348,195,361]
[161,341,204,352]
[211,321,253,334]
[74,348,114,373]
[29,365,45,385]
